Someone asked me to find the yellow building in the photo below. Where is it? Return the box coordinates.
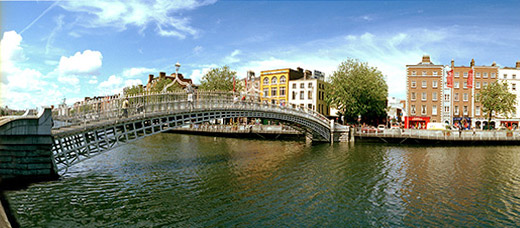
[260,68,304,104]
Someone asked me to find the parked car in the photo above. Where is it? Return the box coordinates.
[361,126,377,133]
[377,125,385,133]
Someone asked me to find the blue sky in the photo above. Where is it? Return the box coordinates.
[1,0,520,109]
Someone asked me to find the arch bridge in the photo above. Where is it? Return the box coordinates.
[50,91,335,173]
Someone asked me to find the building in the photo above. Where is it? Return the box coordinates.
[467,60,499,129]
[260,68,304,105]
[242,70,261,96]
[146,71,193,91]
[405,55,445,129]
[288,71,329,116]
[497,61,520,128]
[387,97,405,125]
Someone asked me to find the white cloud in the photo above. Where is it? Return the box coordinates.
[223,49,241,64]
[122,67,157,78]
[97,75,143,95]
[193,45,203,54]
[124,79,143,87]
[58,0,216,38]
[88,76,98,84]
[1,31,26,72]
[57,50,102,75]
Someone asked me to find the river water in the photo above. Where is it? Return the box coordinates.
[5,134,520,227]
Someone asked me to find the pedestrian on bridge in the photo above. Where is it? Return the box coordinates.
[121,98,129,118]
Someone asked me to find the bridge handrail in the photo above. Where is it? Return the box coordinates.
[51,91,331,130]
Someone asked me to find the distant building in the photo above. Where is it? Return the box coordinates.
[497,61,520,128]
[242,70,260,96]
[406,55,444,129]
[260,68,304,105]
[288,70,329,116]
[146,71,193,91]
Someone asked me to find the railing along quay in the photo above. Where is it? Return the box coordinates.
[356,128,520,144]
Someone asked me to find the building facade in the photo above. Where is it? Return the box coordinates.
[497,61,520,128]
[406,55,444,129]
[288,75,329,116]
[260,68,304,105]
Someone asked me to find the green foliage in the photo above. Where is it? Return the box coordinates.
[150,78,182,93]
[326,58,388,123]
[477,81,517,122]
[123,85,144,96]
[200,65,242,92]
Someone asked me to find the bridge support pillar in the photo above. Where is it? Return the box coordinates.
[0,108,58,187]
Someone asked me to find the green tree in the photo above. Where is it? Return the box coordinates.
[477,81,516,123]
[150,78,182,93]
[200,65,242,91]
[326,59,388,124]
[123,84,144,96]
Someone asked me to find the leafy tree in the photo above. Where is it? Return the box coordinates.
[123,85,144,96]
[200,65,242,91]
[477,81,516,123]
[326,59,388,124]
[149,78,182,93]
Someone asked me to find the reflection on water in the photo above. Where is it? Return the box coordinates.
[5,134,520,227]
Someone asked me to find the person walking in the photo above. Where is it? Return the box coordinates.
[122,98,129,118]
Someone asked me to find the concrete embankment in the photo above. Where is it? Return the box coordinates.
[0,198,12,228]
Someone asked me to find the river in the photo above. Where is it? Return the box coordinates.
[5,134,520,227]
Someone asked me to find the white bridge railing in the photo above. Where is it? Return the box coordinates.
[52,91,331,131]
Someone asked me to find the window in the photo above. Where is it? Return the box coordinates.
[280,87,286,96]
[300,90,304,99]
[433,71,438,76]
[411,105,416,115]
[422,71,427,76]
[445,106,450,113]
[444,94,450,101]
[513,83,517,91]
[463,106,468,115]
[455,82,459,88]
[308,104,313,110]
[463,93,468,101]
[513,74,517,79]
[432,105,437,115]
[308,82,313,88]
[463,81,467,89]
[421,105,427,115]
[463,72,468,78]
[263,88,269,97]
[476,106,480,116]
[271,77,278,84]
[476,82,481,89]
[411,92,416,101]
[280,76,286,84]
[491,73,496,78]
[308,91,312,100]
[300,83,304,89]
[411,81,416,88]
[271,87,277,97]
[432,81,438,88]
[412,71,416,76]
[422,81,427,88]
[454,93,459,101]
[483,82,488,88]
[483,73,488,78]
[263,78,269,85]
[432,92,438,101]
[475,95,480,102]
[455,72,460,78]
[503,74,508,79]
[292,83,296,89]
[454,106,459,115]
[292,91,296,100]
[476,72,481,78]
[422,92,427,101]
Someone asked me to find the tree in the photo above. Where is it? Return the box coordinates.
[199,65,242,92]
[326,59,388,124]
[477,81,516,123]
[123,84,144,96]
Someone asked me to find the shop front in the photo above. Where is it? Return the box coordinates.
[453,117,472,130]
[404,116,430,129]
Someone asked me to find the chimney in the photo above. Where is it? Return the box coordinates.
[451,59,454,68]
[492,61,496,67]
[422,55,431,63]
[148,74,154,83]
[159,72,166,79]
[516,61,520,69]
[470,59,475,67]
[297,67,303,73]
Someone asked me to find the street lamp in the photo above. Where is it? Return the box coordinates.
[175,62,181,76]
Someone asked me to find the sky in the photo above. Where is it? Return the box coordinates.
[1,0,520,110]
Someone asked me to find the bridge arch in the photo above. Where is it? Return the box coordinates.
[51,92,332,173]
